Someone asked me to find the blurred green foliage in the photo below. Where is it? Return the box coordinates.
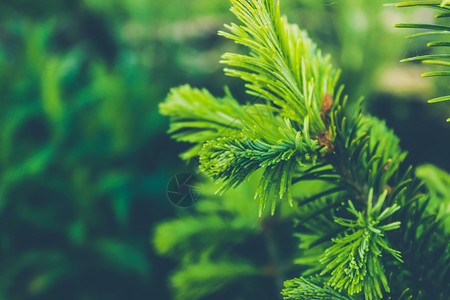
[416,164,450,234]
[0,0,448,299]
[0,0,176,299]
[154,175,302,300]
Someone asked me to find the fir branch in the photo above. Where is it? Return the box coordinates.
[219,0,340,134]
[389,197,450,299]
[326,94,407,207]
[158,1,449,299]
[289,94,407,299]
[282,276,353,300]
[319,190,402,300]
[394,1,450,121]
[159,85,245,160]
[199,117,324,216]
[386,167,450,299]
[193,0,341,216]
[293,195,344,274]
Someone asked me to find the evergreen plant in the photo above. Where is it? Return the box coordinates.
[155,1,450,299]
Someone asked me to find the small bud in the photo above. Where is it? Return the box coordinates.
[321,93,333,114]
[384,159,392,171]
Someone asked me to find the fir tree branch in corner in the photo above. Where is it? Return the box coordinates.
[393,0,450,122]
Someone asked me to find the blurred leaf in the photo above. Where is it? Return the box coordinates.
[93,239,151,278]
[41,57,63,122]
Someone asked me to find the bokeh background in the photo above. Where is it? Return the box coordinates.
[0,0,448,299]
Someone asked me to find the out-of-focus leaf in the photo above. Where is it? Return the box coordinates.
[93,239,152,278]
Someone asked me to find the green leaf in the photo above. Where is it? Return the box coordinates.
[154,215,255,257]
[427,41,450,47]
[394,23,450,31]
[395,1,450,10]
[400,54,450,62]
[422,70,450,76]
[171,260,259,300]
[415,164,450,233]
[405,30,450,38]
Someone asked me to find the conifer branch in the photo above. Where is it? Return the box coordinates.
[394,1,450,121]
[282,276,353,300]
[199,116,324,216]
[158,1,450,299]
[219,0,340,134]
[159,85,245,160]
[319,191,402,300]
